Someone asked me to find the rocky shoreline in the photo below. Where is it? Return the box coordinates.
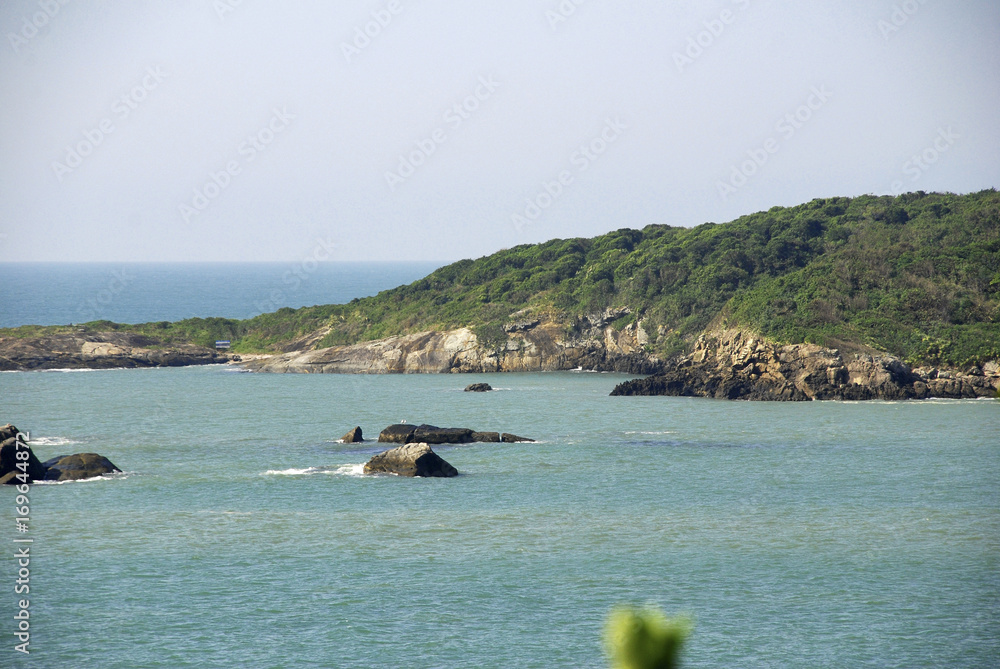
[241,310,661,375]
[610,329,1000,401]
[4,321,997,403]
[0,331,226,371]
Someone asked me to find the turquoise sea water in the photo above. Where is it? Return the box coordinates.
[2,366,998,668]
[0,262,443,327]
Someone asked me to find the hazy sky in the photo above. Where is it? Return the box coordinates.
[1,0,997,262]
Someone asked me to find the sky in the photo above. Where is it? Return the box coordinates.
[1,0,997,263]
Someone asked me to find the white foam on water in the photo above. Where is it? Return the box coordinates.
[34,472,131,485]
[262,464,368,477]
[332,463,366,477]
[28,436,80,447]
[41,368,99,373]
[623,431,675,435]
[263,467,324,476]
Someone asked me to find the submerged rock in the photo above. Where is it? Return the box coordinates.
[340,426,364,443]
[464,383,493,392]
[41,453,121,482]
[501,433,535,443]
[363,443,458,478]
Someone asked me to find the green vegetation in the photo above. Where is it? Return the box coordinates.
[3,190,997,367]
[604,605,691,669]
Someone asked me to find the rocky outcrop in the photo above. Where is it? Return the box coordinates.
[378,424,418,443]
[0,424,121,484]
[243,311,663,375]
[465,383,493,392]
[41,454,122,482]
[377,424,532,444]
[340,426,364,443]
[363,443,458,477]
[0,425,47,484]
[611,329,1000,401]
[501,433,535,443]
[0,332,226,371]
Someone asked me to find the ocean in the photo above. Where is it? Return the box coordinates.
[0,262,444,328]
[2,265,999,668]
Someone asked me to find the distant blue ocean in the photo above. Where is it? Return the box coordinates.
[0,262,444,327]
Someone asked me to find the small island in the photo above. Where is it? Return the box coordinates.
[2,191,997,401]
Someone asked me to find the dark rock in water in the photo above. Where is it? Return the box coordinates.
[378,423,476,444]
[0,425,47,484]
[42,453,121,482]
[501,433,535,443]
[464,383,493,392]
[378,424,417,443]
[471,431,500,443]
[412,424,475,444]
[363,443,458,478]
[341,426,364,443]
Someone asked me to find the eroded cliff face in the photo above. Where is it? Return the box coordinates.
[610,328,1000,400]
[243,309,663,374]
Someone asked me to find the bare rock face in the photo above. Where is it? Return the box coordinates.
[41,453,122,482]
[611,329,1000,401]
[340,426,364,443]
[242,313,664,375]
[363,443,458,478]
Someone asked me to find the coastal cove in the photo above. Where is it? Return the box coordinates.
[3,365,998,667]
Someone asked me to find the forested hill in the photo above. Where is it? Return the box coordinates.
[6,190,998,368]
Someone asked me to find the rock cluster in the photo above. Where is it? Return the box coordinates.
[360,423,536,477]
[611,329,1000,401]
[0,424,121,484]
[377,424,534,444]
